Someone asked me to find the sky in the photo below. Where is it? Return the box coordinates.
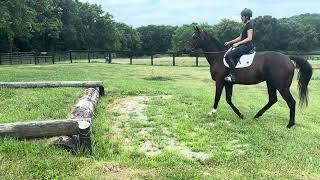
[79,0,320,27]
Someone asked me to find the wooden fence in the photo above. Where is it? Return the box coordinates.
[0,50,320,67]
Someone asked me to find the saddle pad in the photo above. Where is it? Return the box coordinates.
[223,47,256,68]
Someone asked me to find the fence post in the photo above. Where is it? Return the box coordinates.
[130,52,133,65]
[151,54,154,66]
[69,51,72,63]
[173,53,176,66]
[108,52,112,63]
[196,55,199,67]
[88,51,91,63]
[10,53,13,65]
[34,52,37,65]
[52,53,55,64]
[19,53,22,64]
[103,52,106,63]
[29,53,32,64]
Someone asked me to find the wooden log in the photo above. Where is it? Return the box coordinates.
[0,81,105,96]
[69,87,100,121]
[0,81,103,88]
[0,119,91,139]
[47,87,100,155]
[69,87,100,155]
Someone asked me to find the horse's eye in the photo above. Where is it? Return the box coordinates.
[192,34,197,39]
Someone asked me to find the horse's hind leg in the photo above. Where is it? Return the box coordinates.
[254,81,277,118]
[278,88,296,128]
[225,83,244,119]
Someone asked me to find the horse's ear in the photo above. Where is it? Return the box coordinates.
[194,26,200,32]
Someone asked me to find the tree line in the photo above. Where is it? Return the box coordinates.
[0,0,319,53]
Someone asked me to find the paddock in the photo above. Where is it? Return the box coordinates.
[0,62,319,179]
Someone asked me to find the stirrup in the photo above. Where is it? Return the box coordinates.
[224,74,235,82]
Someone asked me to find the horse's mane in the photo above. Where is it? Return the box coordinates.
[203,31,225,51]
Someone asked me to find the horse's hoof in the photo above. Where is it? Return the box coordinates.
[239,114,244,119]
[208,109,217,116]
[286,123,295,128]
[254,114,260,119]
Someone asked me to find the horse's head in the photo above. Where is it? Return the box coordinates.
[184,26,207,53]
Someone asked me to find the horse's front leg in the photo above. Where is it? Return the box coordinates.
[225,83,244,119]
[208,81,224,116]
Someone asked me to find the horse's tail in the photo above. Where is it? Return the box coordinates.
[289,56,313,106]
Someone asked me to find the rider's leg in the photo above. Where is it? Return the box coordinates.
[224,44,254,82]
[224,50,238,82]
[225,55,236,82]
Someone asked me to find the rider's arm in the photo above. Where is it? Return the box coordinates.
[229,36,241,44]
[237,29,253,45]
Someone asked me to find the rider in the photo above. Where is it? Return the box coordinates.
[224,8,254,82]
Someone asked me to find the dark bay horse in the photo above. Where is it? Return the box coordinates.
[185,27,312,128]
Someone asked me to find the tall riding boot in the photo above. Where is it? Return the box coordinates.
[225,58,236,82]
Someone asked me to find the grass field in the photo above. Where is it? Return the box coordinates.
[0,60,320,179]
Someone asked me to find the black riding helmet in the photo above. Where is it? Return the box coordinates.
[241,8,252,18]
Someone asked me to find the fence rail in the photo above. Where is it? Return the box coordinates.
[0,50,320,67]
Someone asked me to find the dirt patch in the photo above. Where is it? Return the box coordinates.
[167,139,210,162]
[139,140,162,157]
[111,96,149,121]
[143,76,173,81]
[110,95,211,161]
[110,96,149,141]
[103,165,158,179]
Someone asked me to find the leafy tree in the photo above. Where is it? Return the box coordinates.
[29,0,62,51]
[0,0,319,53]
[253,15,281,51]
[137,25,177,52]
[0,0,36,52]
[115,22,141,51]
[171,23,216,51]
[211,19,242,43]
[56,0,81,50]
[171,24,194,51]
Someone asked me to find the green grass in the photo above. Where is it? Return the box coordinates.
[0,88,83,123]
[0,62,320,179]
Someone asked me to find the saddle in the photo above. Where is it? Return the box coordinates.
[223,47,256,69]
[246,47,256,55]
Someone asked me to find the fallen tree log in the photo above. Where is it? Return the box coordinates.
[0,119,91,139]
[67,87,100,155]
[69,87,100,121]
[0,81,105,96]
